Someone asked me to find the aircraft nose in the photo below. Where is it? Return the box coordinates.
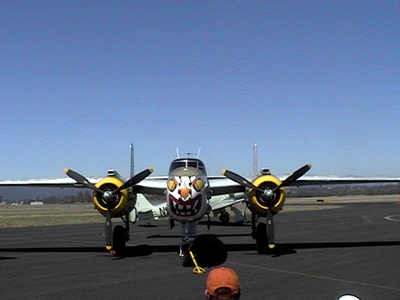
[178,187,192,199]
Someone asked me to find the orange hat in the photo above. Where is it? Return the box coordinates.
[206,267,240,299]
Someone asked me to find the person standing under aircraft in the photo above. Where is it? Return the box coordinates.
[205,267,241,300]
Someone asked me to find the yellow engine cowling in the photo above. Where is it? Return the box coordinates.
[248,175,286,214]
[92,177,130,217]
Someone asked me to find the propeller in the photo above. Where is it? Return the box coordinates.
[64,168,104,194]
[221,169,264,192]
[115,168,153,192]
[64,167,154,250]
[222,164,312,206]
[277,164,311,189]
[223,164,311,251]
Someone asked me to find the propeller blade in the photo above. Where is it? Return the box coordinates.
[280,164,312,187]
[115,168,154,192]
[105,210,113,251]
[64,168,104,194]
[222,169,264,192]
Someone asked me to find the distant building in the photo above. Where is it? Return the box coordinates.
[30,201,44,206]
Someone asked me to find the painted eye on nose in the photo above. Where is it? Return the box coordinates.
[193,178,204,192]
[167,179,177,192]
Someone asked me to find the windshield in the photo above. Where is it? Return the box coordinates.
[169,158,207,174]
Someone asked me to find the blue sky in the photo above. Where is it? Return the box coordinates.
[1,1,399,180]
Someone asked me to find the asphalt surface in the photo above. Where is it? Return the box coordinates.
[1,201,400,300]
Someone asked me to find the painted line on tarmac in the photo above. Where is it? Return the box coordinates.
[226,261,400,292]
[384,214,400,222]
[361,215,374,224]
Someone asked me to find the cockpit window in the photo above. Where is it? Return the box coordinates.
[169,159,207,174]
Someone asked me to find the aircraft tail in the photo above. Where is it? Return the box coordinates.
[135,194,154,213]
[130,143,135,177]
[130,193,155,223]
[253,142,258,178]
[131,194,169,223]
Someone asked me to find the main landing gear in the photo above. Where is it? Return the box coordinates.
[109,214,130,256]
[253,209,276,254]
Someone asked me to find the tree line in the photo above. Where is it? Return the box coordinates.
[1,184,399,204]
[286,183,400,198]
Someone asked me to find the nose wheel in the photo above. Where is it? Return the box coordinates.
[179,241,192,267]
[179,240,206,274]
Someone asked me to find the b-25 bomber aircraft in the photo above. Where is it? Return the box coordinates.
[2,157,400,267]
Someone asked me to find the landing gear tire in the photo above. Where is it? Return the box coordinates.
[180,243,192,267]
[112,225,126,256]
[219,212,230,224]
[255,223,268,254]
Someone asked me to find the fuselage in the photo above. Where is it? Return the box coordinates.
[166,158,211,222]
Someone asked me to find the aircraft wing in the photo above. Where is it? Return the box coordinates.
[0,176,242,196]
[1,175,399,193]
[0,178,100,188]
[0,176,168,193]
[285,176,400,186]
[133,177,168,196]
[206,175,400,197]
[208,177,244,195]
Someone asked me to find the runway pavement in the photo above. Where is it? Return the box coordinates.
[1,201,400,300]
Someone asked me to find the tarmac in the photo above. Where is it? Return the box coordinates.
[0,200,400,300]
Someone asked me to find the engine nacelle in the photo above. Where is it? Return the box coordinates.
[248,175,286,214]
[92,176,132,218]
